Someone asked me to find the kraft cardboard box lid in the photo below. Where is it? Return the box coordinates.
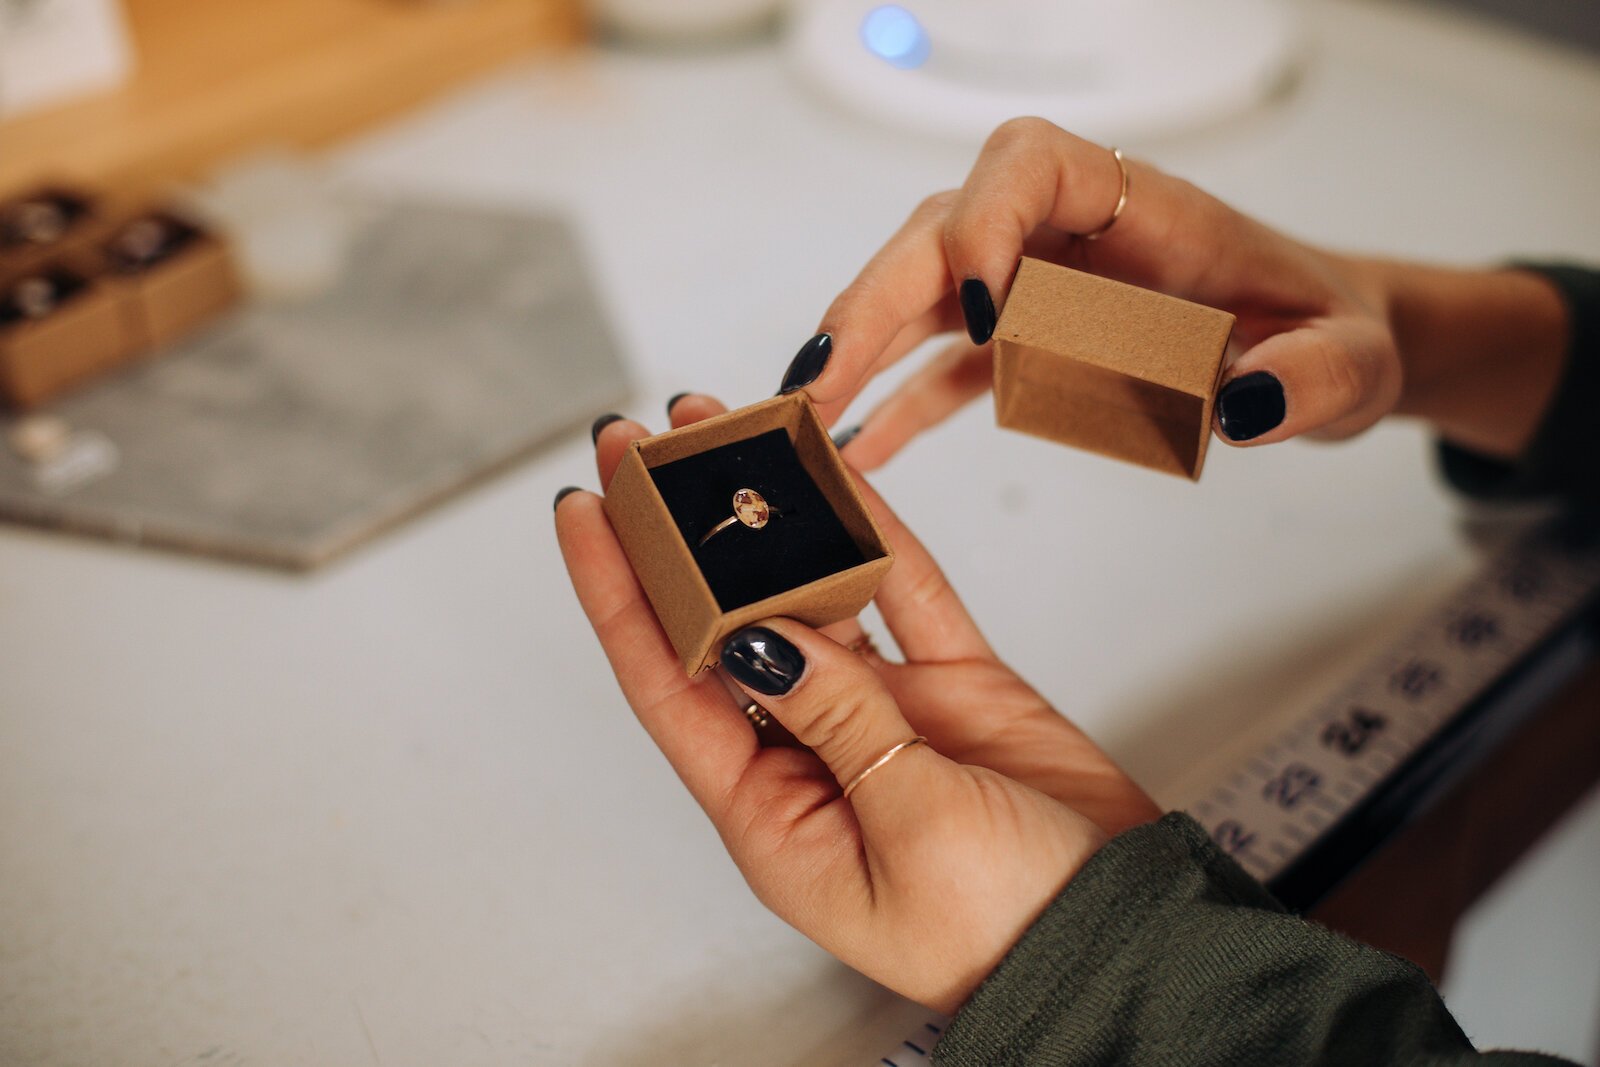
[603,392,893,673]
[993,257,1236,480]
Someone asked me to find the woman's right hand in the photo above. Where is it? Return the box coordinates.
[779,117,1416,468]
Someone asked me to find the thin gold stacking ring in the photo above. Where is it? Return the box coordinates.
[841,736,928,800]
[1081,147,1129,241]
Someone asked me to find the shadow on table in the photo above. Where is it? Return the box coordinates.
[1106,571,1458,799]
[577,956,929,1067]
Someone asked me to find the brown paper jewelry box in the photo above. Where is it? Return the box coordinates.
[114,220,242,352]
[0,190,242,409]
[0,257,137,409]
[604,392,894,674]
[993,256,1236,480]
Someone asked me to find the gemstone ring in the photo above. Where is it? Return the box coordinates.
[699,488,780,548]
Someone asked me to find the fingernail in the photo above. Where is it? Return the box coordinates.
[590,413,624,444]
[959,277,996,344]
[666,392,691,416]
[832,424,862,450]
[1216,372,1286,441]
[721,626,806,696]
[553,485,583,511]
[779,333,832,394]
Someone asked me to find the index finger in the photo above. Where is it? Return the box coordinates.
[946,119,1319,314]
[795,122,1128,412]
[795,191,964,410]
[940,117,1128,313]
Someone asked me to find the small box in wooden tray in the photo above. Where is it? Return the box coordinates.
[103,213,242,351]
[0,188,242,408]
[0,188,101,270]
[0,256,137,409]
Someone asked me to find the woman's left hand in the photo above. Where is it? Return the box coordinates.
[557,395,1161,1014]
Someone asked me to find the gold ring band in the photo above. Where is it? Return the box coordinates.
[845,633,879,658]
[742,701,771,730]
[841,736,927,800]
[1081,147,1128,241]
[699,487,780,548]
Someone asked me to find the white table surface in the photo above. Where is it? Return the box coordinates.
[4,3,1599,1064]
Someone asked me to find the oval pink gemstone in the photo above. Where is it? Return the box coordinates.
[732,488,770,529]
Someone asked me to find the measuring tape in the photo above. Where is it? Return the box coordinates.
[1189,518,1600,907]
[873,517,1600,1066]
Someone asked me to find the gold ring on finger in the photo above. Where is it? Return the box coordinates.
[1081,146,1129,241]
[741,701,772,730]
[841,736,928,800]
[845,633,879,658]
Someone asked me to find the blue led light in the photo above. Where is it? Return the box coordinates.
[860,5,930,70]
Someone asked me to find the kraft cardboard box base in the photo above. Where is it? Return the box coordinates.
[0,189,241,408]
[993,257,1236,480]
[0,265,134,406]
[604,392,893,674]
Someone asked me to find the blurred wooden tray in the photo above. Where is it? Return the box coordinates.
[0,0,585,199]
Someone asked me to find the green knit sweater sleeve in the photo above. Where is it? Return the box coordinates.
[933,813,1577,1067]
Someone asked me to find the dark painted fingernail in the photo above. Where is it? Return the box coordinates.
[721,626,806,696]
[590,413,624,444]
[666,392,691,416]
[832,424,862,450]
[1216,372,1286,442]
[553,485,583,511]
[959,277,996,344]
[779,333,832,394]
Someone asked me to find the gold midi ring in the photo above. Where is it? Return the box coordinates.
[842,736,928,800]
[741,699,807,750]
[1081,147,1129,241]
[845,633,879,658]
[699,488,780,547]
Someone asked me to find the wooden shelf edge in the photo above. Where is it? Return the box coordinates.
[0,0,587,200]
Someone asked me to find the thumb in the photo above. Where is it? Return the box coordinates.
[1216,319,1401,445]
[719,621,945,823]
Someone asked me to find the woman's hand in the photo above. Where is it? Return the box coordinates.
[780,118,1567,468]
[557,396,1161,1014]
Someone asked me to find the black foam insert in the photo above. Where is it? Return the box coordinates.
[0,267,88,327]
[1,190,90,249]
[648,428,867,611]
[105,213,201,273]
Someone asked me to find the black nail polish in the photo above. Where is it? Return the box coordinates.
[666,392,691,416]
[590,413,624,444]
[1216,372,1287,442]
[721,626,806,696]
[779,334,832,394]
[553,485,583,511]
[832,424,862,450]
[959,278,996,344]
